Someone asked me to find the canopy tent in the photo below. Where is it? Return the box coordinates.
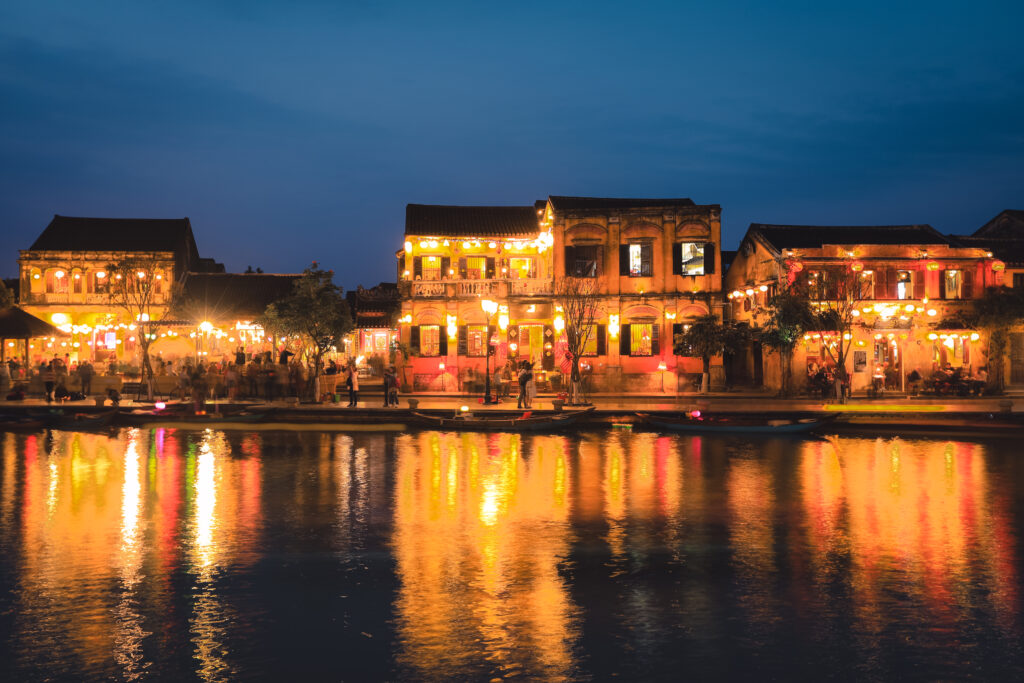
[0,307,69,361]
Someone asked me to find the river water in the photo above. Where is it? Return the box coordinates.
[0,428,1021,681]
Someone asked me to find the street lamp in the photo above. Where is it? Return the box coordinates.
[481,299,499,404]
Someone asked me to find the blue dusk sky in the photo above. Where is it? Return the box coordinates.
[1,1,1022,287]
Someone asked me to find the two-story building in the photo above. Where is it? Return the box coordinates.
[396,196,723,393]
[725,223,1001,393]
[18,215,223,365]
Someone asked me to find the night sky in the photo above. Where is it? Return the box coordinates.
[2,1,1022,287]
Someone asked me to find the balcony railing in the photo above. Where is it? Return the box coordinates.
[411,282,447,298]
[509,279,552,295]
[456,281,497,297]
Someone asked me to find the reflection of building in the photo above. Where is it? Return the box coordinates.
[18,215,223,365]
[345,283,400,365]
[725,223,1000,393]
[397,197,723,393]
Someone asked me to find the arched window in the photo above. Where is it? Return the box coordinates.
[72,269,84,294]
[45,268,69,294]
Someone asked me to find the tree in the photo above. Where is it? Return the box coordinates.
[261,263,352,400]
[673,314,745,394]
[807,264,870,402]
[760,283,816,397]
[969,286,1024,394]
[553,276,600,405]
[105,257,171,400]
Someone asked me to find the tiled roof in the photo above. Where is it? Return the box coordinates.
[749,223,952,251]
[548,196,697,212]
[178,273,302,321]
[972,209,1024,239]
[28,215,199,254]
[405,204,539,237]
[950,235,1024,265]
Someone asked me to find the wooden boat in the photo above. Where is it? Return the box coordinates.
[411,406,595,432]
[0,416,45,431]
[119,408,267,426]
[30,408,119,430]
[636,412,839,434]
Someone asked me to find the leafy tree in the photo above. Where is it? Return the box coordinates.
[760,283,816,397]
[674,314,747,394]
[261,263,352,400]
[807,264,870,402]
[969,286,1024,393]
[105,257,171,399]
[553,276,600,404]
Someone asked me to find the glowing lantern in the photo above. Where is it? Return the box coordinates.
[926,261,939,271]
[851,262,863,272]
[553,315,565,332]
[970,332,980,341]
[54,270,65,278]
[608,314,620,339]
[927,309,937,317]
[992,261,1005,271]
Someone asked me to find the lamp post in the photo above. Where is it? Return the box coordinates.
[481,299,499,404]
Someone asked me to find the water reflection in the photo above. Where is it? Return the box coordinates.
[0,429,1021,680]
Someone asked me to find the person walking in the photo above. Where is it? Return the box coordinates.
[525,362,536,409]
[346,362,359,407]
[42,362,56,403]
[517,361,529,409]
[78,360,94,396]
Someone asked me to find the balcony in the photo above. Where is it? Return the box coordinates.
[411,282,447,298]
[405,278,548,300]
[456,281,498,297]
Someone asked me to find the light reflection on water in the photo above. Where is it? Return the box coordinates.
[0,428,1021,680]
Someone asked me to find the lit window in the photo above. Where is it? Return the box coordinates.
[628,244,653,277]
[944,270,962,299]
[422,256,442,280]
[567,246,599,278]
[466,325,488,357]
[420,325,441,356]
[630,323,653,356]
[509,257,535,279]
[896,270,912,299]
[581,324,599,356]
[465,256,487,279]
[678,242,705,275]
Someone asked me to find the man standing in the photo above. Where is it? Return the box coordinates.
[78,359,94,396]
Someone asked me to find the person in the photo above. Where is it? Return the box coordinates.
[971,366,988,396]
[345,361,359,407]
[279,348,293,366]
[191,363,208,413]
[526,362,537,409]
[388,367,400,406]
[225,362,239,400]
[235,346,246,367]
[382,366,395,407]
[517,361,532,409]
[41,361,56,403]
[0,360,10,398]
[907,368,922,396]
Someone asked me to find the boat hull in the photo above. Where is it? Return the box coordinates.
[636,413,836,434]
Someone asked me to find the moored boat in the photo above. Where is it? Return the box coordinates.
[30,408,119,430]
[636,412,839,434]
[412,406,596,432]
[119,408,267,426]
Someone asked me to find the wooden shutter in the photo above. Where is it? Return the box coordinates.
[651,323,660,355]
[619,245,630,276]
[595,247,604,277]
[962,269,974,298]
[704,243,715,274]
[413,257,422,279]
[440,257,451,278]
[564,246,575,276]
[596,325,606,355]
[672,324,683,353]
[438,333,448,356]
[543,324,555,370]
[886,269,898,300]
[914,270,926,299]
[672,243,683,275]
[620,324,631,355]
[874,270,887,299]
[641,244,653,276]
[457,326,468,356]
[486,258,496,279]
[939,271,947,299]
[458,258,467,279]
[410,326,420,355]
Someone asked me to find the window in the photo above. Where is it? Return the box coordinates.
[72,272,83,294]
[45,269,69,294]
[1014,273,1024,289]
[628,244,653,277]
[509,257,535,279]
[421,256,442,280]
[89,271,108,293]
[677,242,705,275]
[943,270,962,300]
[465,257,487,279]
[466,325,488,357]
[896,270,912,300]
[566,245,600,278]
[420,325,441,356]
[630,323,653,356]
